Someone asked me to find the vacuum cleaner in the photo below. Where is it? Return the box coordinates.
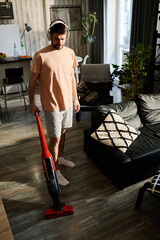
[35,112,74,219]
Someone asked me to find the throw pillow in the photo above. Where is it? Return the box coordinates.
[77,81,99,103]
[91,109,140,153]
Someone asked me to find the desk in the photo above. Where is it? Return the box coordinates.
[0,57,32,64]
[75,56,83,84]
[0,57,32,92]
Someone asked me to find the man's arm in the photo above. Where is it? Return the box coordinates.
[72,69,80,113]
[28,72,40,115]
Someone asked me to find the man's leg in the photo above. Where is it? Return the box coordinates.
[48,136,69,186]
[58,129,66,158]
[44,109,74,186]
[48,136,60,170]
[58,129,75,168]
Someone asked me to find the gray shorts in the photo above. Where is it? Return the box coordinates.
[44,107,73,138]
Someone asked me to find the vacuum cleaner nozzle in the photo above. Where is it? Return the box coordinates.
[45,205,74,219]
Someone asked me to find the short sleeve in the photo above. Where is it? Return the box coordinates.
[72,51,78,68]
[31,52,42,75]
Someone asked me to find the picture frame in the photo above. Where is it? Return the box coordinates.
[50,5,81,31]
[0,2,14,19]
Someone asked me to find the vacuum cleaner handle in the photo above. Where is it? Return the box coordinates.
[35,112,62,208]
[36,112,56,171]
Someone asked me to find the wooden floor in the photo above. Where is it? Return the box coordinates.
[1,94,160,240]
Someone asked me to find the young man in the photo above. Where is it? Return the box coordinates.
[28,19,80,186]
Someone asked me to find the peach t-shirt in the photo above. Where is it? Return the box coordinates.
[31,44,77,111]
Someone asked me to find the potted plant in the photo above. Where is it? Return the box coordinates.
[81,12,98,58]
[111,43,152,100]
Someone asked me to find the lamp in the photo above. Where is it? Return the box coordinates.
[20,23,32,56]
[21,23,32,41]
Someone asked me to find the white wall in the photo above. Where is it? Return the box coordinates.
[0,0,88,58]
[0,24,21,56]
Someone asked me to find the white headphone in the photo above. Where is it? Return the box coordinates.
[47,20,69,41]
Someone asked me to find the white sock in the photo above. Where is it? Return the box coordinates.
[56,170,69,187]
[58,157,75,168]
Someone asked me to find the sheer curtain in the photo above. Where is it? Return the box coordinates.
[104,0,133,68]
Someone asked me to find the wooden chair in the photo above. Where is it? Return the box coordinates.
[3,67,27,115]
[82,54,89,65]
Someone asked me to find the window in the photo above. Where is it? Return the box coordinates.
[120,0,130,45]
[104,0,133,67]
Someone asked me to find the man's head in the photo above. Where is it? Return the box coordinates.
[48,19,68,50]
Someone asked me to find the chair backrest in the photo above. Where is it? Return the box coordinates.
[82,55,89,65]
[80,64,110,83]
[5,67,23,78]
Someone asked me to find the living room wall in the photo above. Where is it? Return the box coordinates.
[0,0,88,58]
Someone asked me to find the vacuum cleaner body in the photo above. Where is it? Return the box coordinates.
[36,113,73,219]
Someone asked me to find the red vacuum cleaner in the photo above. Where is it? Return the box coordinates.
[35,112,74,219]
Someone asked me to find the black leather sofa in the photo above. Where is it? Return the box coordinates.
[84,93,160,189]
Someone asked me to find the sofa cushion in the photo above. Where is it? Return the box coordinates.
[92,100,142,130]
[91,109,140,153]
[77,81,99,103]
[138,93,160,125]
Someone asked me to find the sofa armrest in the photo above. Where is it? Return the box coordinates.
[83,128,132,188]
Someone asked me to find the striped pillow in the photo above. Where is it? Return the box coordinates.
[91,109,140,153]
